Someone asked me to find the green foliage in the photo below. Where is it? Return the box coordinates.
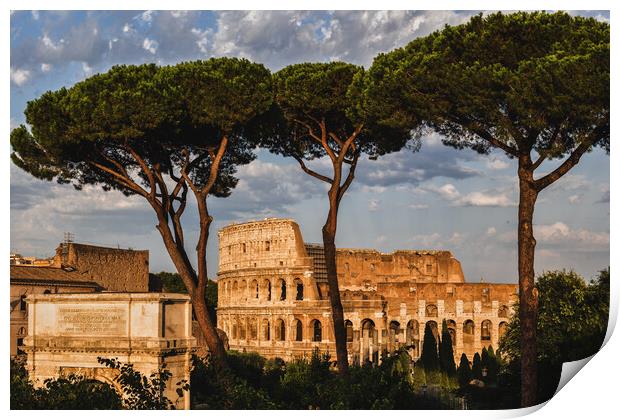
[97,357,178,409]
[266,61,412,167]
[499,269,610,364]
[187,349,456,410]
[366,11,609,157]
[10,358,122,409]
[10,358,38,409]
[420,322,440,371]
[189,354,277,409]
[456,353,472,388]
[471,353,482,380]
[154,271,218,322]
[439,319,457,376]
[11,58,272,198]
[35,375,123,410]
[483,346,500,385]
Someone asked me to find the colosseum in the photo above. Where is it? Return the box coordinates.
[217,218,517,364]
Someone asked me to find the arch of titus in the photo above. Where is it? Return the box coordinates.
[217,218,516,364]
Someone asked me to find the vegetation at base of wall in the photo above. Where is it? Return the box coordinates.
[190,348,461,409]
[10,358,123,409]
[152,271,218,322]
[10,268,609,410]
[466,268,610,409]
[10,357,183,410]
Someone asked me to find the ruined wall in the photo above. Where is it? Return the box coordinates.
[57,243,149,292]
[336,249,465,288]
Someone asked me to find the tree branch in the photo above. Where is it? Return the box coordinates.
[337,149,360,202]
[88,160,150,199]
[533,140,591,192]
[124,141,158,201]
[202,135,229,195]
[293,155,333,184]
[293,118,323,144]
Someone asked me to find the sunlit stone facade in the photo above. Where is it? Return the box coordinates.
[24,292,195,409]
[217,218,516,364]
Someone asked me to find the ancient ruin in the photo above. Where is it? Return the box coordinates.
[10,241,151,358]
[217,218,516,364]
[23,292,195,409]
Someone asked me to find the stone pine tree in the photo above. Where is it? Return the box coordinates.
[457,353,472,388]
[10,59,273,369]
[365,12,609,406]
[439,319,457,376]
[420,323,440,371]
[266,62,411,374]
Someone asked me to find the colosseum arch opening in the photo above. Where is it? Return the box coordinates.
[481,319,492,346]
[279,279,286,301]
[294,278,304,301]
[345,320,353,343]
[294,319,303,341]
[311,319,322,342]
[406,320,420,359]
[463,319,475,354]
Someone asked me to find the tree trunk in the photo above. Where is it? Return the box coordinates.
[194,196,228,371]
[154,210,228,370]
[322,192,349,375]
[518,156,539,407]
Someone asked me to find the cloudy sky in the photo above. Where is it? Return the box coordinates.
[10,10,610,283]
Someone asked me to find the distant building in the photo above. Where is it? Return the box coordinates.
[10,240,150,357]
[217,218,517,364]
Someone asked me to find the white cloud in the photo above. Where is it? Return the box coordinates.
[568,194,581,204]
[82,62,93,75]
[10,68,31,86]
[447,232,464,245]
[433,184,460,200]
[408,204,429,210]
[376,235,387,245]
[142,38,159,54]
[122,23,132,33]
[191,28,209,54]
[486,227,497,236]
[455,191,515,207]
[486,157,509,170]
[368,199,380,212]
[550,174,591,192]
[139,10,155,23]
[427,183,515,207]
[535,222,609,246]
[40,63,52,72]
[411,232,442,248]
[31,11,40,20]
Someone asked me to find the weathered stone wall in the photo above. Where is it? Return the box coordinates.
[56,243,149,292]
[336,249,466,288]
[217,218,517,364]
[24,293,195,409]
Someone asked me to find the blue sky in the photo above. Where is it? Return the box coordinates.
[10,10,610,283]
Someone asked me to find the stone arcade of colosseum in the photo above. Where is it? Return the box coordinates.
[217,218,517,365]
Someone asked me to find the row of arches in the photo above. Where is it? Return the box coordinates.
[223,317,324,342]
[424,303,511,318]
[220,278,304,304]
[223,317,508,355]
